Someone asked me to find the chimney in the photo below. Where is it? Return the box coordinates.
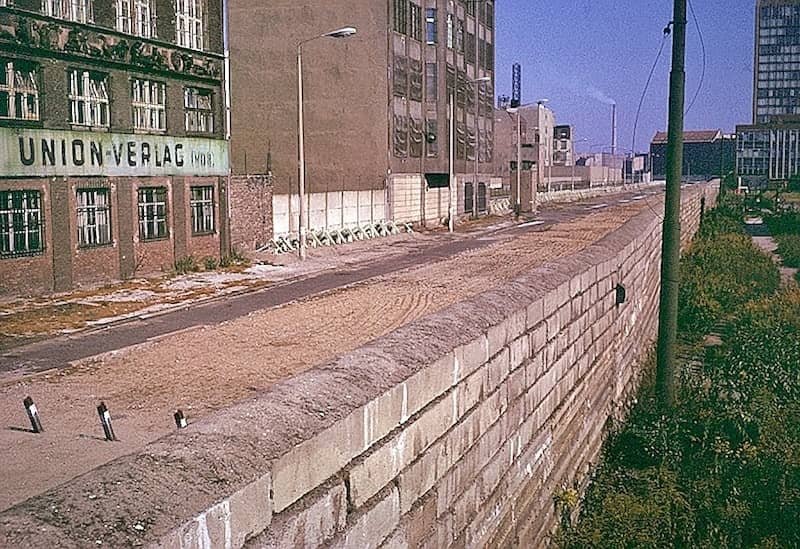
[611,104,617,156]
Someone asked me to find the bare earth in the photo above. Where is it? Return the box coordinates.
[0,201,648,512]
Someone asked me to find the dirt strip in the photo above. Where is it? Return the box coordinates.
[0,200,650,512]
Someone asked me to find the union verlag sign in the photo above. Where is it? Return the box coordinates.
[1,127,229,177]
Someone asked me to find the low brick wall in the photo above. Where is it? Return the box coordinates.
[0,183,717,548]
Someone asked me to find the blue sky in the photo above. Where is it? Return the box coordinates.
[495,1,755,153]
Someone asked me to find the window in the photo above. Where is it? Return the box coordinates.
[0,60,39,121]
[1,190,43,257]
[137,187,167,240]
[132,79,166,132]
[393,0,407,34]
[425,62,437,101]
[426,119,438,157]
[425,8,437,44]
[176,0,203,50]
[69,70,109,128]
[43,0,92,23]
[466,0,475,16]
[116,0,155,37]
[446,13,454,48]
[184,87,213,132]
[456,18,465,53]
[409,3,421,41]
[76,189,111,247]
[484,1,493,28]
[190,186,214,234]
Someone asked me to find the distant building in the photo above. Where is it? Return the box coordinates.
[0,0,229,295]
[228,0,496,233]
[736,0,800,188]
[553,125,573,166]
[650,130,734,180]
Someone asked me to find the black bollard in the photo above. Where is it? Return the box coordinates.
[23,396,43,433]
[174,409,188,429]
[97,401,116,441]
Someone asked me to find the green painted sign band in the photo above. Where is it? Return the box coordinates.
[1,127,229,177]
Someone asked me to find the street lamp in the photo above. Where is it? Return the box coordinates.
[448,75,490,232]
[296,26,357,260]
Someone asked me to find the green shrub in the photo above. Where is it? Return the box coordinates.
[203,256,219,271]
[174,255,199,274]
[776,234,800,268]
[678,234,780,336]
[764,210,800,236]
[220,248,248,268]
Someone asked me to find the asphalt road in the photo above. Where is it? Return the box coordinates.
[0,186,665,377]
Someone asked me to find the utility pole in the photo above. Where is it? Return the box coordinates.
[655,0,686,410]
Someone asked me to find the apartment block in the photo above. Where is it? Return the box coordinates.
[0,0,228,295]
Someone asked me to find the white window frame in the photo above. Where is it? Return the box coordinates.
[132,79,166,132]
[176,0,203,51]
[116,0,155,37]
[190,186,215,235]
[184,87,214,133]
[69,70,110,128]
[1,190,43,257]
[76,188,112,247]
[43,0,92,23]
[137,187,168,241]
[0,59,39,121]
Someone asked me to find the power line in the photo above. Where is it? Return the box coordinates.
[684,0,706,116]
[631,26,671,155]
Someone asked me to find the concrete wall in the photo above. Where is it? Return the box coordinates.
[272,189,388,237]
[0,183,717,548]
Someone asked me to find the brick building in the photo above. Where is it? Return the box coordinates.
[0,0,229,295]
[228,0,495,235]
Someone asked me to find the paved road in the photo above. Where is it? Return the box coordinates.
[0,187,664,377]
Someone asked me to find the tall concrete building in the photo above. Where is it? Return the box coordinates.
[228,0,495,236]
[753,0,800,123]
[0,0,229,295]
[737,0,800,188]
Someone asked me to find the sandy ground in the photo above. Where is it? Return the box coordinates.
[0,201,648,512]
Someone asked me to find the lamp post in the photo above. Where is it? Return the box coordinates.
[296,26,356,260]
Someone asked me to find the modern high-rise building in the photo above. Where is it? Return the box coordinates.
[0,0,230,295]
[737,0,800,188]
[753,0,800,123]
[228,0,496,236]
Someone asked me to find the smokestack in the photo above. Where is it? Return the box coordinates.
[611,104,617,156]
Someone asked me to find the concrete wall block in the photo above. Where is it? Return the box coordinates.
[568,273,583,299]
[526,298,545,330]
[529,324,547,356]
[349,394,452,508]
[332,486,400,549]
[405,353,456,420]
[486,348,511,396]
[362,384,406,452]
[228,473,272,547]
[509,335,530,372]
[507,309,527,343]
[397,441,445,515]
[507,367,527,405]
[454,335,490,383]
[487,321,508,359]
[253,482,346,549]
[272,406,364,513]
